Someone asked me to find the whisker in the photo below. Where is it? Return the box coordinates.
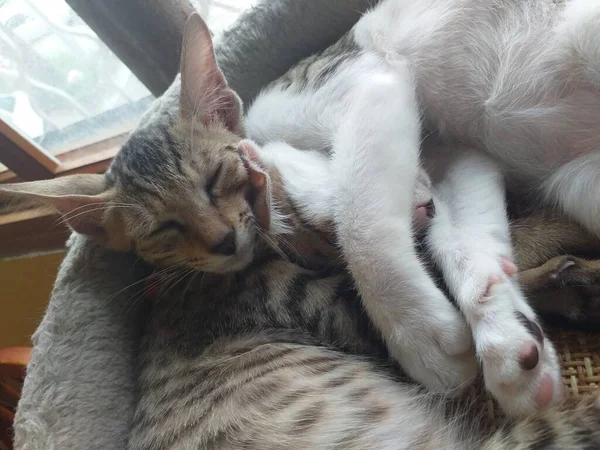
[274,234,305,265]
[104,265,181,305]
[157,268,196,305]
[59,202,142,221]
[181,271,200,301]
[257,228,290,262]
[122,284,154,316]
[54,204,142,228]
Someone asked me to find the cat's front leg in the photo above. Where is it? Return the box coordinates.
[424,145,563,416]
[329,65,477,394]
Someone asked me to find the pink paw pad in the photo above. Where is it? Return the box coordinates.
[481,274,503,300]
[515,312,544,371]
[534,373,555,408]
[500,257,518,277]
[412,200,435,232]
[519,341,540,371]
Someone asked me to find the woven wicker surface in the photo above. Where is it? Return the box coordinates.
[553,328,600,395]
[478,328,600,422]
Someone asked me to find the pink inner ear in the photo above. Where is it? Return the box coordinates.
[239,140,263,168]
[200,88,241,133]
[239,142,267,188]
[219,90,242,133]
[238,140,271,230]
[250,170,266,188]
[179,13,242,133]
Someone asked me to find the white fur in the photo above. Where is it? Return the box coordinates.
[259,142,335,229]
[247,0,600,415]
[423,145,562,415]
[257,59,479,394]
[330,68,478,393]
[543,151,600,236]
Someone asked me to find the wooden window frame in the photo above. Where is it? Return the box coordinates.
[0,124,127,182]
[0,119,125,182]
[0,119,61,181]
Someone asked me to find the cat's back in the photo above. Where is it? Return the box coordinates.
[355,0,562,131]
[129,259,413,449]
[130,334,470,450]
[251,0,600,176]
[250,0,562,147]
[356,0,600,174]
[132,276,462,450]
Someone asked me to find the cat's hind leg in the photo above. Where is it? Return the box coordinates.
[424,146,562,417]
[543,152,600,239]
[540,0,600,234]
[329,63,477,394]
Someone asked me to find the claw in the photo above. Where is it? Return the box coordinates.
[549,257,576,282]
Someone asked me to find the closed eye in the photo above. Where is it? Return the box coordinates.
[206,162,223,205]
[149,220,186,237]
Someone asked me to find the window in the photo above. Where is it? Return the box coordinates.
[0,0,258,255]
[0,0,154,182]
[194,0,259,35]
[0,0,153,155]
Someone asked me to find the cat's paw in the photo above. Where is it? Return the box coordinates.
[521,255,600,324]
[437,248,563,415]
[475,281,563,417]
[389,299,478,395]
[543,255,600,287]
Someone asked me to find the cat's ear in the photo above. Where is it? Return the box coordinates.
[0,174,112,238]
[238,140,271,230]
[180,13,243,134]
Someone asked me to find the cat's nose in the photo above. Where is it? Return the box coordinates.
[210,231,237,256]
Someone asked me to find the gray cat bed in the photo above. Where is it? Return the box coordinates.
[13,1,375,449]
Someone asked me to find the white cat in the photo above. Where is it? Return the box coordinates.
[242,0,600,416]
